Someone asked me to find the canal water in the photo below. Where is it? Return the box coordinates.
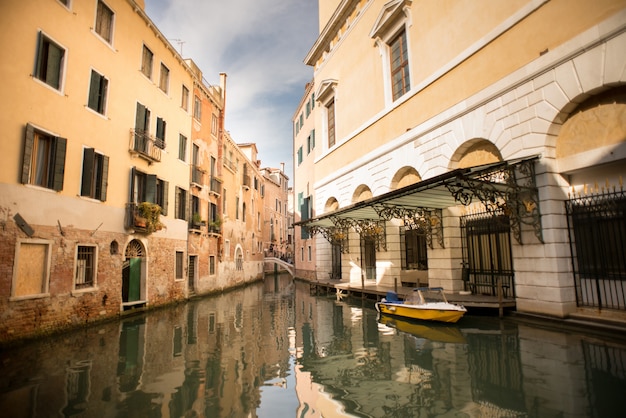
[1,274,625,417]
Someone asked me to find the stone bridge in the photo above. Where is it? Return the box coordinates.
[264,257,295,276]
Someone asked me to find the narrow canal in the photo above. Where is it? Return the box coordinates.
[1,274,625,417]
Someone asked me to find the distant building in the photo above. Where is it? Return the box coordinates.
[261,164,291,261]
[296,0,626,321]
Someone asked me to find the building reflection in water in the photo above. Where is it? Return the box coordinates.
[0,276,624,417]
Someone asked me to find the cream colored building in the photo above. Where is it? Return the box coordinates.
[0,0,264,343]
[296,0,626,320]
[293,81,320,279]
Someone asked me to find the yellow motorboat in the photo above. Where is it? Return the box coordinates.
[375,287,467,323]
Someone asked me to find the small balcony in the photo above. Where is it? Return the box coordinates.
[191,166,206,187]
[129,129,162,163]
[242,174,251,190]
[125,202,164,233]
[210,176,222,196]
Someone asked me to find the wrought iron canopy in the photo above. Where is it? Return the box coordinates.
[297,155,542,245]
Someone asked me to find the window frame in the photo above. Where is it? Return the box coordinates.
[178,134,187,161]
[21,124,66,191]
[175,251,184,280]
[370,0,413,105]
[74,244,97,291]
[130,167,168,215]
[34,31,66,92]
[159,62,170,93]
[141,44,153,79]
[11,239,52,300]
[94,0,115,45]
[389,28,410,101]
[193,95,201,120]
[181,85,189,111]
[175,186,187,220]
[87,69,109,115]
[80,147,109,201]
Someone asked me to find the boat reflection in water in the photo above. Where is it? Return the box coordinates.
[377,313,466,344]
[0,277,624,417]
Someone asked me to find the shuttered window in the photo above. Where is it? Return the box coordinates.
[81,148,109,201]
[22,124,66,191]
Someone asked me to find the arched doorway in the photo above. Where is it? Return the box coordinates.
[123,239,145,306]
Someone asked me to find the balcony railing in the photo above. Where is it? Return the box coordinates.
[129,129,162,163]
[125,202,164,233]
[210,176,223,195]
[191,166,206,185]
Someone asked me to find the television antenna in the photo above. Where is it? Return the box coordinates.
[169,38,186,56]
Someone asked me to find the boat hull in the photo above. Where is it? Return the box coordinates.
[375,302,466,323]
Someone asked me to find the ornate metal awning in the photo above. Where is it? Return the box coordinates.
[297,155,543,246]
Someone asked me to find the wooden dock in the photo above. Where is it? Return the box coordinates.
[300,278,516,315]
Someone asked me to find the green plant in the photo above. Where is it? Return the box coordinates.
[192,212,203,224]
[137,202,164,233]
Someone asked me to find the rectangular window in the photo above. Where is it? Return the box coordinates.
[400,227,428,270]
[235,196,240,220]
[34,32,65,90]
[95,1,114,44]
[223,188,227,214]
[81,148,109,201]
[155,117,166,149]
[193,95,201,120]
[308,245,312,261]
[159,63,169,93]
[178,134,187,161]
[130,168,168,214]
[75,245,96,289]
[209,256,215,275]
[181,85,189,110]
[141,44,153,79]
[327,99,335,147]
[297,146,303,165]
[211,113,218,135]
[12,240,51,298]
[21,124,66,191]
[175,251,184,279]
[87,70,108,114]
[175,187,187,220]
[390,29,410,101]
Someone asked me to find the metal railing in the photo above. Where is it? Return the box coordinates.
[191,166,206,185]
[210,176,222,194]
[566,189,626,310]
[129,129,162,162]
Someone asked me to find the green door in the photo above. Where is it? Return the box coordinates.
[128,257,141,302]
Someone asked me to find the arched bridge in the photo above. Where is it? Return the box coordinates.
[264,257,295,276]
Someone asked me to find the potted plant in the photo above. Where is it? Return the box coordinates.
[137,202,164,233]
[191,212,205,229]
[208,216,222,233]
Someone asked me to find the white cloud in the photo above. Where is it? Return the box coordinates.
[145,0,318,180]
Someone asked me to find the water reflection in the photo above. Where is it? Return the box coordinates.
[0,276,624,417]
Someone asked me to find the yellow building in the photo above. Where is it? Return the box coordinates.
[293,81,319,280]
[0,0,268,343]
[297,0,626,321]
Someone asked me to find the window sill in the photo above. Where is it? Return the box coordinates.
[71,287,97,296]
[10,293,51,302]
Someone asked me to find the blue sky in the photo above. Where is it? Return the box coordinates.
[145,0,319,183]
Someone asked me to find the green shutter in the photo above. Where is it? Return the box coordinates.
[22,124,35,184]
[100,155,109,201]
[161,180,169,216]
[129,167,136,202]
[88,71,100,111]
[145,174,157,203]
[52,136,66,191]
[81,148,94,197]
